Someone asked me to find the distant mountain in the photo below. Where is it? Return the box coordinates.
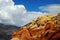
[0,23,19,40]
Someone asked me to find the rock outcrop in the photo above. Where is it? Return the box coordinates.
[11,13,60,40]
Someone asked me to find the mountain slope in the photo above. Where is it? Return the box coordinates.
[0,23,19,40]
[11,13,60,40]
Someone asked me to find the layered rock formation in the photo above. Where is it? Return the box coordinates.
[11,13,60,40]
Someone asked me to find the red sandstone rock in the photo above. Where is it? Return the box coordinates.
[11,13,60,40]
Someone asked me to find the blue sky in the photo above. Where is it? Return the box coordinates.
[0,0,60,26]
[13,0,60,11]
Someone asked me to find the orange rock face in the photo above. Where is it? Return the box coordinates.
[11,27,31,40]
[11,13,60,40]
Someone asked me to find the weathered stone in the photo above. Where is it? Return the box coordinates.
[11,13,60,40]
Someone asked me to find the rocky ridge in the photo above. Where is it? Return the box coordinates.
[11,13,60,40]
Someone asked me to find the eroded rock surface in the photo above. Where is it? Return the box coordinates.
[11,13,60,40]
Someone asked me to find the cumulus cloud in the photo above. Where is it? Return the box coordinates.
[0,0,47,26]
[0,0,60,26]
[39,4,60,15]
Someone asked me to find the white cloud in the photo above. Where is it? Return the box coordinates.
[20,12,47,25]
[39,4,60,15]
[0,0,47,26]
[1,0,60,26]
